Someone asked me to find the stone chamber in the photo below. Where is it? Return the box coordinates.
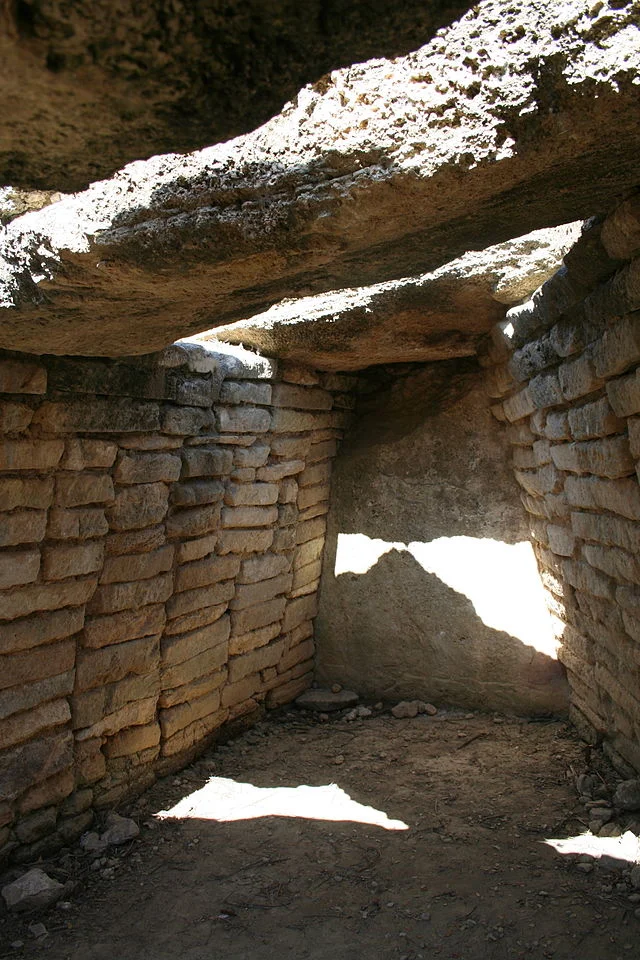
[0,0,640,872]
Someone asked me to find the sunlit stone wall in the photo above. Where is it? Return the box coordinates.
[315,360,569,715]
[484,193,640,774]
[0,342,352,863]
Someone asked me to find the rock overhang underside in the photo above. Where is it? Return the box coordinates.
[0,0,638,365]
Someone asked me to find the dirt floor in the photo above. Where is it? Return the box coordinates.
[2,707,640,960]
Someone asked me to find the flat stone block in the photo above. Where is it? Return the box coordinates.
[224,483,279,507]
[166,503,221,538]
[166,580,234,619]
[114,452,181,484]
[43,541,104,580]
[55,473,114,508]
[87,572,173,615]
[230,573,292,610]
[100,544,174,584]
[216,406,271,434]
[75,635,159,691]
[295,688,358,712]
[174,554,240,593]
[0,359,46,395]
[217,528,274,555]
[0,440,64,472]
[221,505,278,528]
[61,439,117,471]
[0,606,84,656]
[107,482,169,530]
[83,603,166,648]
[171,479,224,507]
[47,507,108,541]
[161,615,231,667]
[181,447,233,478]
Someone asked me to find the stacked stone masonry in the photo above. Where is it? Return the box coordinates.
[484,192,640,776]
[0,342,353,863]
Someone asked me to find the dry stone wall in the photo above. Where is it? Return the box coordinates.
[0,342,352,863]
[485,193,640,775]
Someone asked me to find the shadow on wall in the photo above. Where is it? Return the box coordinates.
[315,360,569,715]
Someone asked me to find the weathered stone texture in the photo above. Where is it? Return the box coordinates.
[489,223,640,774]
[0,343,346,859]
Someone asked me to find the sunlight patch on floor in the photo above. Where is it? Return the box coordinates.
[156,778,409,830]
[545,830,640,864]
[335,533,558,655]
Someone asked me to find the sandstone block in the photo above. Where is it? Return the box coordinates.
[234,444,270,468]
[601,194,640,260]
[181,447,233,478]
[293,536,325,570]
[607,369,640,417]
[291,559,322,592]
[0,670,74,722]
[0,606,84,656]
[18,769,75,815]
[502,387,536,423]
[107,482,168,531]
[114,452,181,484]
[76,635,159,692]
[100,545,173,584]
[584,543,640,584]
[118,434,183,451]
[161,404,213,435]
[166,503,221,538]
[83,603,165,649]
[230,573,293,610]
[161,644,228,691]
[219,381,272,405]
[159,668,227,709]
[514,464,563,498]
[14,807,58,845]
[256,460,305,482]
[160,690,222,740]
[174,554,240,593]
[0,477,53,511]
[0,730,72,802]
[34,399,160,433]
[104,722,161,759]
[265,672,313,708]
[229,622,281,657]
[160,707,228,758]
[0,548,40,590]
[272,527,297,551]
[72,674,159,730]
[298,461,332,489]
[176,533,218,564]
[289,577,320,599]
[230,597,286,635]
[565,475,640,520]
[221,505,278,528]
[228,638,286,683]
[532,439,552,466]
[543,411,570,441]
[512,446,536,469]
[308,439,338,463]
[43,541,104,581]
[231,467,256,482]
[279,362,321,386]
[221,673,262,709]
[282,594,319,633]
[278,503,298,526]
[270,408,333,433]
[217,528,274,554]
[216,406,271,434]
[238,552,291,584]
[87,572,173,615]
[0,577,97,622]
[162,615,231,667]
[0,510,47,548]
[74,739,106,786]
[568,396,625,441]
[271,383,332,410]
[0,439,63,472]
[163,603,228,637]
[0,400,33,433]
[551,436,634,478]
[74,696,157,742]
[270,436,312,459]
[61,439,117,471]
[0,359,46,394]
[166,580,234,619]
[0,698,70,751]
[55,473,114,509]
[47,507,109,541]
[562,559,614,600]
[297,483,330,511]
[278,637,315,675]
[171,479,224,507]
[571,510,640,554]
[528,371,563,409]
[297,502,329,523]
[546,524,576,557]
[224,482,279,507]
[559,353,602,401]
[592,314,640,379]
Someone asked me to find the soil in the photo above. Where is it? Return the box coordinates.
[2,707,639,960]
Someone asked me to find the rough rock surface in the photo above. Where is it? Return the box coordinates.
[210,224,582,369]
[0,0,469,192]
[0,0,638,357]
[1,869,64,914]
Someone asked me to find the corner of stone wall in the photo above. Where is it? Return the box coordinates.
[480,192,640,775]
[0,338,357,863]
